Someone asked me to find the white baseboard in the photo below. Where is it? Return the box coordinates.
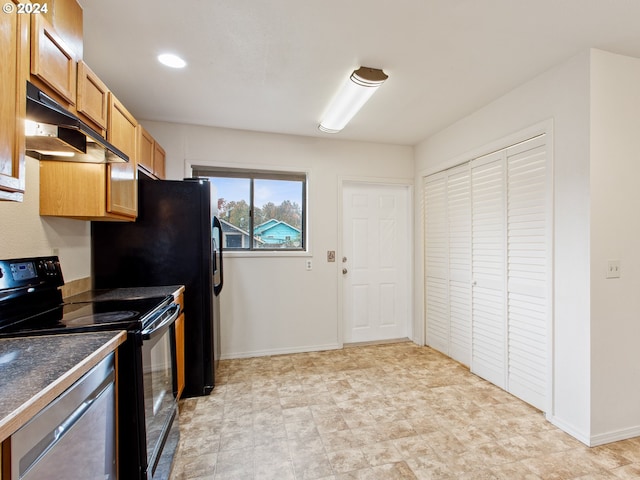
[589,425,640,447]
[546,413,591,446]
[221,343,342,360]
[547,413,640,447]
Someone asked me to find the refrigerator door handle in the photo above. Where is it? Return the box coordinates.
[213,216,223,296]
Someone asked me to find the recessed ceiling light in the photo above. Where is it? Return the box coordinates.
[158,53,186,69]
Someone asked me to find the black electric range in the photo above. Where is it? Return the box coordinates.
[0,256,181,479]
[0,256,173,337]
[0,295,172,337]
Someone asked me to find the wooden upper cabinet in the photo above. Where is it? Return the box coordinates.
[137,125,166,180]
[30,0,82,109]
[137,125,154,174]
[40,93,138,220]
[0,1,29,202]
[40,161,110,218]
[107,93,138,217]
[153,142,166,179]
[30,13,77,106]
[37,0,141,221]
[77,61,108,133]
[48,0,83,61]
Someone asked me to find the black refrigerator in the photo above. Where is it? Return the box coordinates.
[92,178,223,397]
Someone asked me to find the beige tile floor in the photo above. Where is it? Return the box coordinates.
[169,341,640,479]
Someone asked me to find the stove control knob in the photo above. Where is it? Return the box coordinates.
[43,260,57,275]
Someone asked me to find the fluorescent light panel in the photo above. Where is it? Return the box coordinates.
[319,67,388,134]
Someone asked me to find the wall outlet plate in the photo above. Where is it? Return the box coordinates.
[607,260,620,279]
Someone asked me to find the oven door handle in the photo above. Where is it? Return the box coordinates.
[142,304,180,340]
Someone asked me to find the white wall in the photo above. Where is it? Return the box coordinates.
[143,121,414,358]
[589,50,640,443]
[415,50,593,442]
[0,156,91,281]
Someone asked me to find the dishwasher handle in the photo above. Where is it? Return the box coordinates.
[17,368,115,479]
[53,397,93,442]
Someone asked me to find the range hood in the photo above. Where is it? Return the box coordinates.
[25,81,128,163]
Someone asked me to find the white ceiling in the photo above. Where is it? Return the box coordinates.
[78,0,640,146]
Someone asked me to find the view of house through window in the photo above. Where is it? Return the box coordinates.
[193,168,306,251]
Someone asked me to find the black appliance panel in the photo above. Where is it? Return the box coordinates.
[0,257,64,326]
[0,297,170,337]
[92,178,220,397]
[0,256,63,292]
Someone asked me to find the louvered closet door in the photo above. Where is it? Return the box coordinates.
[424,165,471,365]
[424,174,449,354]
[506,135,548,410]
[447,166,472,365]
[425,134,549,410]
[471,152,507,389]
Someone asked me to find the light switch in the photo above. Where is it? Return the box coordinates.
[606,260,620,279]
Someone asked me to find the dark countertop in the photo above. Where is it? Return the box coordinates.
[64,285,184,303]
[0,331,126,442]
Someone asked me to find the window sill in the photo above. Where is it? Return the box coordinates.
[222,250,311,258]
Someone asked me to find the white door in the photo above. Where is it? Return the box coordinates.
[423,134,549,411]
[446,166,472,365]
[471,152,508,390]
[423,164,472,366]
[505,135,549,410]
[424,173,450,354]
[342,183,411,343]
[469,135,549,410]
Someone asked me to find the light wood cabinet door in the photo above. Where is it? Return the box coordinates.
[77,61,108,132]
[153,142,166,179]
[39,161,109,217]
[0,0,29,202]
[30,13,76,105]
[46,0,83,61]
[107,93,137,217]
[175,312,185,399]
[137,125,166,179]
[137,125,154,174]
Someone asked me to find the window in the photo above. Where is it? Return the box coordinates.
[192,167,306,251]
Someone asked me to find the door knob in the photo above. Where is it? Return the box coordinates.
[342,268,348,275]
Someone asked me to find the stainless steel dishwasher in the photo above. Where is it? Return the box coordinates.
[11,353,116,480]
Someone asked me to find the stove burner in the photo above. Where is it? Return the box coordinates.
[65,310,139,326]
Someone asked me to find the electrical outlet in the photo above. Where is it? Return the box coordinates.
[606,260,620,279]
[306,259,312,271]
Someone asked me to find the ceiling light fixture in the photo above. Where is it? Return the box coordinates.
[157,53,187,69]
[318,66,388,134]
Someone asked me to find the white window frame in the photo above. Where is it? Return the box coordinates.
[192,166,308,256]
